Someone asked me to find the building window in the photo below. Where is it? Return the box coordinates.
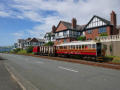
[87,30,92,34]
[63,31,67,36]
[57,33,59,36]
[87,38,92,40]
[98,27,106,33]
[57,40,59,42]
[64,39,67,43]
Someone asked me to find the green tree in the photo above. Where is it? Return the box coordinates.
[44,41,54,46]
[26,46,33,53]
[12,48,21,53]
[77,36,86,41]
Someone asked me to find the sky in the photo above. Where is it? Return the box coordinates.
[0,0,120,46]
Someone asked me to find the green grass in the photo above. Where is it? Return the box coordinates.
[112,59,120,63]
[106,55,120,63]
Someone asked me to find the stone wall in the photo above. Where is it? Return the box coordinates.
[102,41,120,56]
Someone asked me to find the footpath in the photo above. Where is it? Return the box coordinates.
[0,57,21,90]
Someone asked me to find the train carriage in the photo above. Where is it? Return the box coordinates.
[33,40,105,60]
[56,41,103,57]
[33,46,40,55]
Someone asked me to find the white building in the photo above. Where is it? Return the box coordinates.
[14,38,45,49]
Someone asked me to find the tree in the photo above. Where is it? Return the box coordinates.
[77,36,86,41]
[12,48,21,53]
[44,41,54,46]
[26,46,33,53]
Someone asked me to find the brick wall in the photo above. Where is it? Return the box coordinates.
[56,23,67,32]
[54,38,77,45]
[85,26,112,40]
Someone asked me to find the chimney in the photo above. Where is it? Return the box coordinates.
[52,25,56,33]
[111,11,117,27]
[72,18,77,28]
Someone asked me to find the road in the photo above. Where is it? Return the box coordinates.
[0,53,120,90]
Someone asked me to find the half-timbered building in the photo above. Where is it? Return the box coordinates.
[54,18,85,45]
[85,11,119,40]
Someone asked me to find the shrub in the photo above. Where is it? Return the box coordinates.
[100,33,108,36]
[26,46,33,53]
[103,44,107,50]
[12,48,21,53]
[77,36,86,41]
[110,44,112,52]
[17,49,27,54]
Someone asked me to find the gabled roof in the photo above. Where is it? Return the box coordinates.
[56,21,85,31]
[36,38,45,42]
[26,38,45,42]
[85,15,111,30]
[95,15,111,24]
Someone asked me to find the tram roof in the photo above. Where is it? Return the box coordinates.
[57,40,97,46]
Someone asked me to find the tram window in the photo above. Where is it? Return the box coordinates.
[79,45,81,49]
[69,46,71,49]
[67,46,69,49]
[76,45,79,49]
[88,44,91,49]
[73,46,75,49]
[59,46,61,49]
[71,45,75,49]
[85,45,88,49]
[92,44,96,48]
[65,46,67,49]
[82,45,84,49]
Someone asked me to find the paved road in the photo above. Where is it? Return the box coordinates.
[0,57,21,90]
[0,53,120,90]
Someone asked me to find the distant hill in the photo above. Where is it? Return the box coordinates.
[0,46,14,52]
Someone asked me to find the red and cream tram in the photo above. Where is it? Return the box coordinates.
[56,41,102,57]
[33,41,104,59]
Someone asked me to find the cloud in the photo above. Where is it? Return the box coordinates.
[13,32,24,38]
[1,0,120,38]
[28,16,61,38]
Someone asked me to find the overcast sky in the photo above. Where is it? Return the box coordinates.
[0,0,120,46]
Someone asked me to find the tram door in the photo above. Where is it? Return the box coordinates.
[96,43,101,56]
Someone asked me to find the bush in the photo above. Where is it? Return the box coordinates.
[103,44,107,50]
[44,41,54,46]
[77,36,86,41]
[100,33,108,36]
[110,44,112,52]
[26,46,33,53]
[12,48,21,53]
[17,50,27,54]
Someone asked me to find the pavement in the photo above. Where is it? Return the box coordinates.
[0,56,21,90]
[0,53,120,90]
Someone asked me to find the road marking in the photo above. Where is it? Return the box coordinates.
[58,66,79,73]
[35,61,44,64]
